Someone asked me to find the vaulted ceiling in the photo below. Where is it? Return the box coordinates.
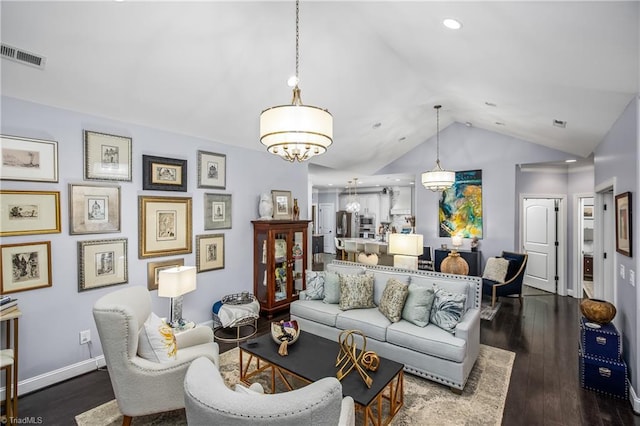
[2,1,638,187]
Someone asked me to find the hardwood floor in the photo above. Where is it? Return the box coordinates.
[8,297,640,425]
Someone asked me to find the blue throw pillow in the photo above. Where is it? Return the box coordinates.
[430,287,467,333]
[322,271,341,304]
[401,283,435,327]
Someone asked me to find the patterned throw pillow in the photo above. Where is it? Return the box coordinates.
[339,273,375,310]
[482,257,510,283]
[430,287,467,333]
[401,283,436,327]
[378,279,409,323]
[304,270,325,300]
[323,271,341,304]
[138,312,177,362]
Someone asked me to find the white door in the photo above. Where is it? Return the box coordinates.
[522,198,558,293]
[602,191,615,302]
[319,203,335,254]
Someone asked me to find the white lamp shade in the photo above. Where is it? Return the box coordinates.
[451,234,463,248]
[421,169,455,192]
[388,233,424,256]
[158,266,197,298]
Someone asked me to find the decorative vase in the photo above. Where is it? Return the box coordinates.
[258,193,273,220]
[292,198,300,220]
[441,252,469,275]
[580,298,616,324]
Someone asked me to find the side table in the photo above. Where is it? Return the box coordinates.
[1,307,21,423]
[214,316,257,346]
[213,294,259,346]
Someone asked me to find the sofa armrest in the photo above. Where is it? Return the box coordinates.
[453,308,480,343]
[298,290,308,300]
[175,325,214,348]
[339,396,355,426]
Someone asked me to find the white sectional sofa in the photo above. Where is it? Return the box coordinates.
[290,260,481,391]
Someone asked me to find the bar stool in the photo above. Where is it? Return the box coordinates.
[334,238,346,260]
[1,349,15,425]
[344,240,359,262]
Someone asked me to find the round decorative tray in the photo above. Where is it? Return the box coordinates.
[222,292,254,305]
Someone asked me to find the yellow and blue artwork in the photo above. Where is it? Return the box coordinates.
[439,170,483,238]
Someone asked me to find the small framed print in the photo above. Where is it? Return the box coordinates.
[84,130,132,181]
[204,193,232,230]
[196,234,224,272]
[197,150,226,189]
[271,190,292,220]
[69,183,121,234]
[142,155,187,192]
[139,196,192,258]
[615,191,632,257]
[0,190,61,237]
[1,135,58,182]
[1,241,52,294]
[78,238,128,292]
[147,258,184,291]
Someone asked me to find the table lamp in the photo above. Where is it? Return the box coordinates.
[158,265,197,328]
[388,233,424,270]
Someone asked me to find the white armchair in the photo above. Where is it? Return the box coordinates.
[93,286,219,426]
[184,356,355,426]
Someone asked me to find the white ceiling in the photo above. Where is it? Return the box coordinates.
[1,1,638,188]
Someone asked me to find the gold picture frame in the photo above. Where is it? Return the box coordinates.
[196,234,224,272]
[147,258,184,291]
[0,190,61,237]
[1,241,52,294]
[139,196,192,258]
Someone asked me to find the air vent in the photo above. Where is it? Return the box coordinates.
[553,119,567,128]
[1,43,46,69]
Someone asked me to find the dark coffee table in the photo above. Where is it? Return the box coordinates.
[239,332,404,425]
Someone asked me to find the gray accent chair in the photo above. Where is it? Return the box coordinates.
[93,286,219,426]
[184,356,355,426]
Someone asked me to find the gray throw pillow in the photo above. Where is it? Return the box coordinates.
[322,271,341,304]
[338,274,375,310]
[401,283,435,327]
[304,270,325,300]
[430,287,467,333]
[378,279,409,323]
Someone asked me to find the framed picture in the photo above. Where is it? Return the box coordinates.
[142,155,187,192]
[69,183,121,234]
[204,193,232,230]
[439,170,483,238]
[271,190,292,220]
[139,196,192,258]
[147,258,184,291]
[84,130,132,181]
[197,150,226,189]
[615,192,632,257]
[1,241,52,294]
[1,135,58,182]
[78,238,128,292]
[0,190,61,237]
[196,234,224,272]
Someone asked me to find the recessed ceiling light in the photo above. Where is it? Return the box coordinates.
[465,122,473,127]
[328,183,333,186]
[495,122,505,126]
[398,136,406,142]
[443,18,462,30]
[565,159,577,163]
[373,122,382,129]
[410,181,415,185]
[395,178,400,182]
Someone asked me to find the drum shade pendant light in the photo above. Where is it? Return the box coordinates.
[259,0,333,162]
[421,105,455,191]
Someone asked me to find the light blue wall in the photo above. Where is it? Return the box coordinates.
[0,96,309,384]
[593,95,639,394]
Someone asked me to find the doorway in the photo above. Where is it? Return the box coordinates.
[576,195,595,298]
[520,195,567,295]
[594,182,616,307]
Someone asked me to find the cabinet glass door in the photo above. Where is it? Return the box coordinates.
[274,231,288,303]
[292,230,304,293]
[255,230,268,306]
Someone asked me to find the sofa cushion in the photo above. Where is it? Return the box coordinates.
[368,270,411,306]
[326,263,366,276]
[410,274,473,311]
[482,257,509,283]
[304,270,325,300]
[137,312,177,363]
[322,272,341,304]
[401,283,435,327]
[335,308,389,341]
[386,321,467,363]
[290,300,342,327]
[430,287,467,333]
[339,274,375,310]
[378,279,409,323]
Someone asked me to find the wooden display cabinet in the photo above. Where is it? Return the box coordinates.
[252,220,311,318]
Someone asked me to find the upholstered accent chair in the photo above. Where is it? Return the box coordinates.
[184,356,355,426]
[93,286,219,426]
[482,251,528,307]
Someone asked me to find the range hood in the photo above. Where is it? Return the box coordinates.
[390,187,412,215]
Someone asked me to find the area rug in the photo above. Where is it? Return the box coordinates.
[75,344,514,426]
[480,301,502,321]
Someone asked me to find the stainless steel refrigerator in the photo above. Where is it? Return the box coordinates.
[336,211,356,238]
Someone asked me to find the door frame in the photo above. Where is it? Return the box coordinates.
[519,193,568,296]
[573,193,594,298]
[318,202,335,254]
[594,179,617,310]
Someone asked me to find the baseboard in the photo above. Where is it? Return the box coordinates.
[630,380,640,414]
[0,355,105,400]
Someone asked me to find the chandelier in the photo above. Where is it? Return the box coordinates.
[345,178,361,213]
[259,0,333,162]
[421,105,455,191]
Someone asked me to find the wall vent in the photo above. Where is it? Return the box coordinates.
[1,43,46,69]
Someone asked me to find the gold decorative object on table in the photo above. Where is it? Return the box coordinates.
[335,330,379,388]
[580,298,617,324]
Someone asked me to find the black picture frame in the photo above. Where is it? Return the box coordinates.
[142,155,187,192]
[615,191,632,257]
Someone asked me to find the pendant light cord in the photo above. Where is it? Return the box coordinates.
[295,0,300,82]
[435,104,441,164]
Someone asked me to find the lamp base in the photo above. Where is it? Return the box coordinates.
[393,255,418,270]
[441,252,469,275]
[169,295,187,328]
